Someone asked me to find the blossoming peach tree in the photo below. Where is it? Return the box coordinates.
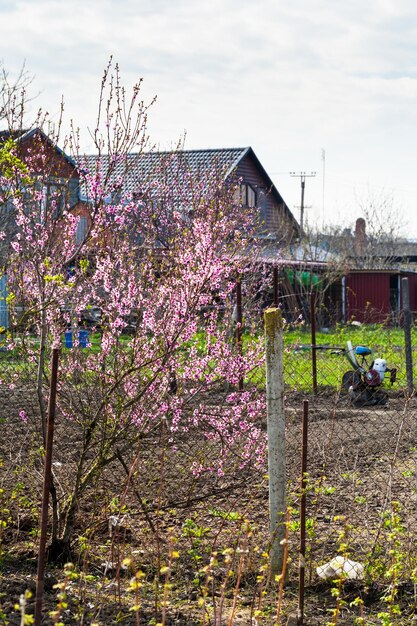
[0,63,267,551]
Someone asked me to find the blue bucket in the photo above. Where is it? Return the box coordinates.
[64,330,89,348]
[78,330,89,348]
[64,331,73,348]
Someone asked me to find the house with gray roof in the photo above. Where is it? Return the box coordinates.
[0,128,300,260]
[78,146,300,248]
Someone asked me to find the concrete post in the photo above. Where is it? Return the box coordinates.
[264,307,286,575]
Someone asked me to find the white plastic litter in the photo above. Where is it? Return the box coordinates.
[316,556,364,580]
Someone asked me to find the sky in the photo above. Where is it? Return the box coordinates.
[2,0,417,236]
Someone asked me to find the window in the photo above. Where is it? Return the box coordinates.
[239,183,257,208]
[75,216,88,245]
[46,182,67,218]
[38,179,67,222]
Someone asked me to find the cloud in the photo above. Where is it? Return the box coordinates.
[2,0,417,232]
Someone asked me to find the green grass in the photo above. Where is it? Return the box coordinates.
[1,323,415,393]
[282,324,414,391]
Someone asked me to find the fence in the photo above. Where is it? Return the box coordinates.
[1,279,417,625]
[230,275,417,622]
[276,284,417,623]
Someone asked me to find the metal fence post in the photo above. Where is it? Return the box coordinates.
[310,292,318,394]
[236,278,244,391]
[34,348,60,626]
[273,266,279,307]
[264,307,286,575]
[401,277,414,396]
[298,399,309,625]
[0,274,8,332]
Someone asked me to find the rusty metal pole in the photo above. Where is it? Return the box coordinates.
[34,348,60,626]
[298,400,309,625]
[310,292,317,394]
[236,278,244,391]
[401,277,414,396]
[273,266,279,307]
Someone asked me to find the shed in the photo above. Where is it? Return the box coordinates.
[343,269,417,324]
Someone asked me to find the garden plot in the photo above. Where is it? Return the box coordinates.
[1,382,417,624]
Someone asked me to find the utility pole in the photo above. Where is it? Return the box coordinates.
[290,172,316,232]
[321,149,326,230]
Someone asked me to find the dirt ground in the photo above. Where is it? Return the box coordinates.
[1,383,417,625]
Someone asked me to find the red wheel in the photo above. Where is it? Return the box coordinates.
[365,369,381,387]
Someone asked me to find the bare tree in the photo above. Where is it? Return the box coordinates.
[350,190,407,268]
[0,63,39,268]
[283,191,409,326]
[0,61,36,130]
[299,190,407,271]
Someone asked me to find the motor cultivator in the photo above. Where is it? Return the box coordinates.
[338,341,397,407]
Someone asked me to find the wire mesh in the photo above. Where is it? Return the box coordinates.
[2,297,417,624]
[282,315,417,622]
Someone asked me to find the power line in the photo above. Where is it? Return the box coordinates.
[290,171,316,232]
[321,149,326,230]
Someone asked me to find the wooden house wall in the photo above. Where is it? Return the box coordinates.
[15,131,86,242]
[16,131,80,210]
[18,132,76,180]
[235,156,297,243]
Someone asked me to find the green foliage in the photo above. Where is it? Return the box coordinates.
[208,508,242,521]
[182,518,211,567]
[0,485,11,564]
[79,258,89,273]
[0,138,33,187]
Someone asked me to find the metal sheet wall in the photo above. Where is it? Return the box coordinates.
[346,273,391,323]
